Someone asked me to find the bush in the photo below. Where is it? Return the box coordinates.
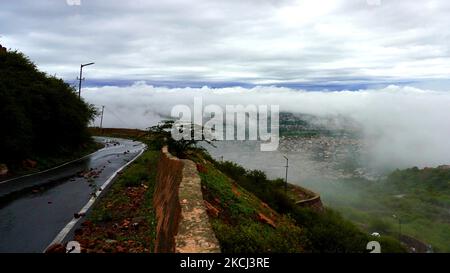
[369,218,393,234]
[212,218,305,253]
[210,157,406,253]
[292,208,370,252]
[0,50,96,163]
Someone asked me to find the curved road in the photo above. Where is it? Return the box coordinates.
[0,137,146,253]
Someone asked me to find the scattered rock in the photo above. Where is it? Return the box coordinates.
[261,202,270,210]
[74,212,86,219]
[0,164,8,176]
[231,184,241,197]
[257,212,276,228]
[204,200,220,217]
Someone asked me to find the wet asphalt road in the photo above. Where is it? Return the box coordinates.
[0,137,146,253]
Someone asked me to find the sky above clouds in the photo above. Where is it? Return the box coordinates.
[1,0,450,89]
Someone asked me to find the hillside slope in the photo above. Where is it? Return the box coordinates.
[0,49,96,176]
[189,150,405,253]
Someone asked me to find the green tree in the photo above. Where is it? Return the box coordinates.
[0,50,96,163]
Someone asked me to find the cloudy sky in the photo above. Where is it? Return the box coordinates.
[2,1,450,167]
[2,0,450,89]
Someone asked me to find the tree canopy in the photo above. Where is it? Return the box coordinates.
[0,50,96,162]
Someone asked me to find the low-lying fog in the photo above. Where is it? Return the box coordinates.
[84,83,450,172]
[83,83,450,210]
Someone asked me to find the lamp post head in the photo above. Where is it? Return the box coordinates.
[81,62,95,67]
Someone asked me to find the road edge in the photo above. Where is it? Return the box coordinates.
[43,142,147,252]
[0,137,108,185]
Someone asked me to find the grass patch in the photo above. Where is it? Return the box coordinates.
[196,157,306,253]
[74,149,159,253]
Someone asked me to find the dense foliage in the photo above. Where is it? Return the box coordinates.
[0,50,96,163]
[148,120,215,158]
[326,166,450,252]
[209,159,405,253]
[197,157,306,253]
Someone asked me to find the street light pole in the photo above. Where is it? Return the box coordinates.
[100,106,105,129]
[78,62,95,99]
[283,155,289,193]
[78,65,83,98]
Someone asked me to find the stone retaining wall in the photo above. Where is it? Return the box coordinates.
[293,185,324,212]
[154,147,220,253]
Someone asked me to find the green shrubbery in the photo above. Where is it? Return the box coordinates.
[198,159,306,253]
[312,165,450,252]
[208,157,406,253]
[212,218,305,253]
[90,150,159,223]
[0,50,96,164]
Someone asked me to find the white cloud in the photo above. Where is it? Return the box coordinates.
[83,83,450,168]
[2,0,450,84]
